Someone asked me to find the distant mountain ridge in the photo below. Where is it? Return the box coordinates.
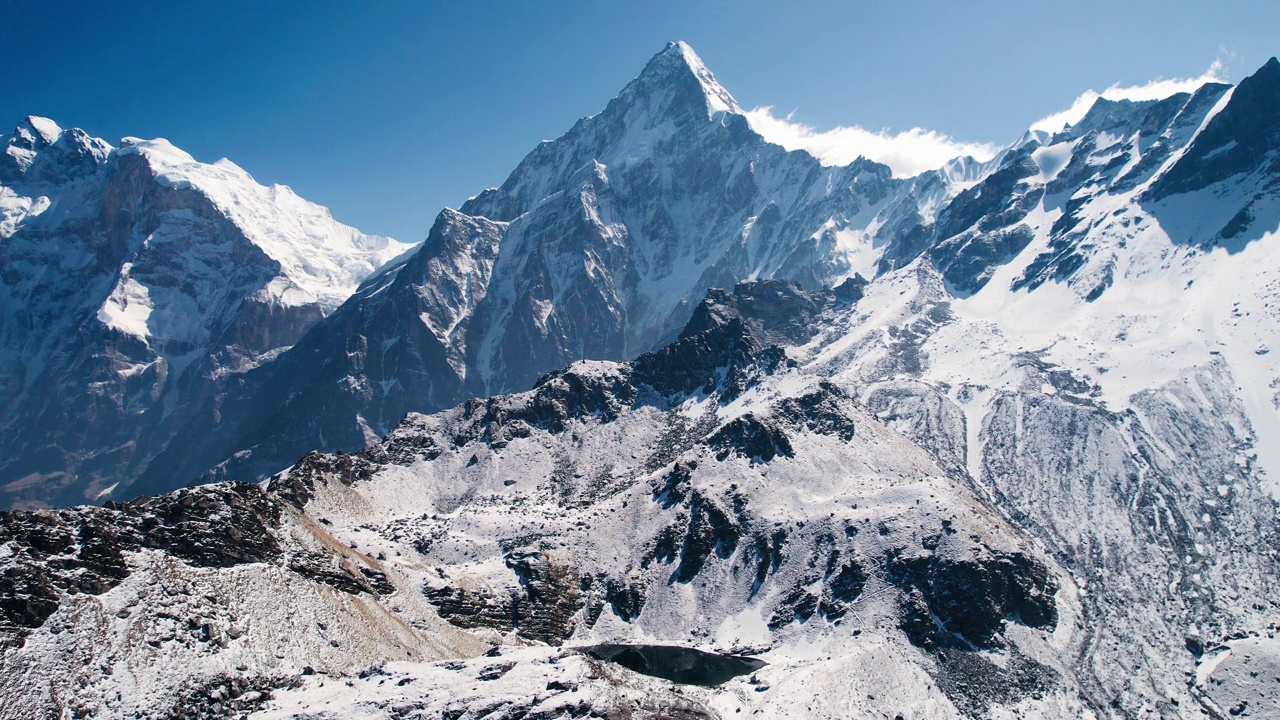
[0,118,412,508]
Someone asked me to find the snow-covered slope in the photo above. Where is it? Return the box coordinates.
[0,118,411,508]
[0,482,483,719]
[115,137,408,311]
[6,276,1274,718]
[0,283,1084,718]
[788,57,1280,714]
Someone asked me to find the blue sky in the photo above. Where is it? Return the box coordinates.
[3,0,1278,241]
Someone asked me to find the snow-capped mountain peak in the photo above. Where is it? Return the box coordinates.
[20,115,63,145]
[631,40,743,119]
[117,136,412,311]
[611,39,743,131]
[2,116,112,183]
[4,45,1280,720]
[458,42,748,223]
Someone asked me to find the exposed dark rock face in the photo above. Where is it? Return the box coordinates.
[818,561,867,621]
[653,461,698,508]
[931,648,1060,718]
[830,274,868,304]
[151,673,300,720]
[601,576,647,622]
[1150,58,1280,201]
[748,529,787,596]
[677,280,830,348]
[430,282,822,463]
[424,549,585,645]
[767,555,866,630]
[672,492,743,583]
[457,365,639,444]
[505,550,585,643]
[581,571,650,626]
[634,279,849,403]
[707,415,794,462]
[633,317,784,401]
[768,584,820,630]
[287,549,396,597]
[644,406,721,473]
[421,583,520,637]
[107,485,284,569]
[888,551,1058,650]
[935,223,1037,295]
[0,480,403,650]
[775,382,857,441]
[930,151,1043,294]
[267,449,384,508]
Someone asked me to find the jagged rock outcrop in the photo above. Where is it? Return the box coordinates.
[0,482,404,650]
[0,481,479,719]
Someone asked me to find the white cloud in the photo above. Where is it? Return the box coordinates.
[1029,59,1227,133]
[744,107,1001,178]
[744,59,1230,178]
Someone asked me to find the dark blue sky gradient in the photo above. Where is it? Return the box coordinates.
[3,0,1277,240]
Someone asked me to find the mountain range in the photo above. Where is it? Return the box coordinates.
[1,42,1279,718]
[0,119,413,508]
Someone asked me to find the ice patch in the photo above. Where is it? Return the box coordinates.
[97,269,154,340]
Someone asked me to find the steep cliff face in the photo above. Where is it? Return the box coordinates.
[0,119,411,508]
[139,210,507,493]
